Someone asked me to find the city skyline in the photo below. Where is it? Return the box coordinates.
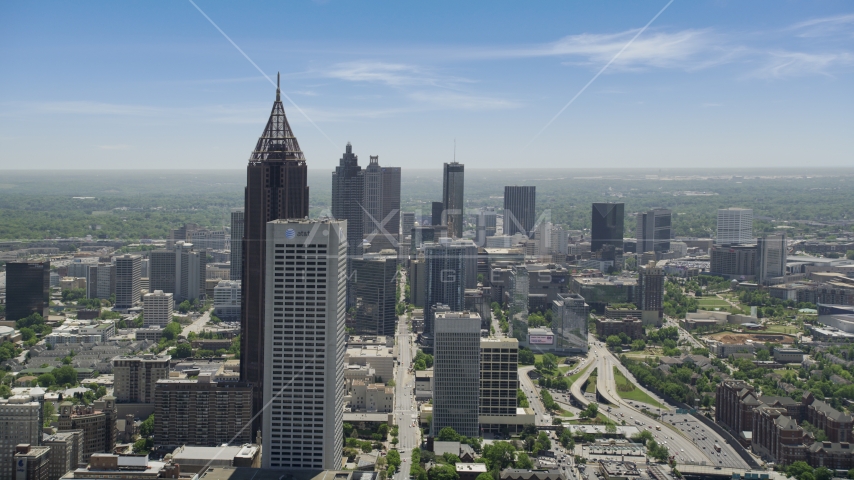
[2,1,853,170]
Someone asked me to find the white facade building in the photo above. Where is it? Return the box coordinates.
[0,392,42,480]
[262,219,346,470]
[716,208,753,245]
[143,290,174,327]
[214,280,241,320]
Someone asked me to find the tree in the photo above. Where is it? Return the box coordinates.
[140,414,155,436]
[173,343,192,358]
[541,353,558,370]
[814,468,833,480]
[476,474,494,480]
[786,463,815,480]
[378,424,390,437]
[518,348,535,365]
[631,339,646,351]
[163,322,182,341]
[387,449,401,470]
[482,441,517,471]
[606,335,622,349]
[54,366,77,386]
[37,373,56,387]
[515,452,533,469]
[43,401,55,426]
[438,427,461,442]
[428,465,459,480]
[442,453,461,465]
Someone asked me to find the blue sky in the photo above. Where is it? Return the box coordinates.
[1,1,852,170]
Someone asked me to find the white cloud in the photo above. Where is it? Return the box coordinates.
[751,51,854,78]
[323,61,472,88]
[787,13,854,38]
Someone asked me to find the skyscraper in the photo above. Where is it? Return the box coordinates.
[717,208,753,245]
[230,209,244,280]
[114,254,141,310]
[757,233,787,285]
[6,261,50,320]
[262,219,346,469]
[86,263,115,300]
[475,207,497,247]
[637,262,665,326]
[433,311,481,438]
[432,201,445,227]
[503,186,536,237]
[351,255,398,336]
[174,242,206,302]
[553,293,588,353]
[148,250,175,294]
[635,208,672,254]
[401,212,416,241]
[591,202,624,252]
[363,155,401,250]
[241,77,310,438]
[332,142,364,260]
[479,337,519,427]
[442,162,465,238]
[423,239,467,339]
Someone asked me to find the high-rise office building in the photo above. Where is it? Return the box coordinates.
[591,203,624,252]
[431,201,445,227]
[442,162,465,238]
[241,79,310,438]
[717,208,753,245]
[401,212,416,240]
[758,233,787,285]
[635,208,672,254]
[6,261,50,320]
[143,290,174,327]
[475,207,497,247]
[363,155,401,251]
[351,255,398,336]
[433,311,481,437]
[114,254,141,310]
[86,263,115,301]
[479,337,519,428]
[0,393,41,479]
[262,219,346,469]
[553,293,588,352]
[174,242,206,302]
[332,142,364,262]
[637,262,665,325]
[509,265,529,321]
[504,186,536,237]
[154,377,253,447]
[230,209,244,280]
[423,239,467,338]
[148,250,176,294]
[213,280,241,320]
[112,354,171,403]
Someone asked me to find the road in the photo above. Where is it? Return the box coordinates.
[181,309,212,336]
[394,281,419,480]
[518,365,551,426]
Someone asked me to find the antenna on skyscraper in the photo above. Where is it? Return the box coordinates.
[454,138,456,163]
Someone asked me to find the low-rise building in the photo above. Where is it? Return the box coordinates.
[59,453,178,479]
[170,444,261,472]
[773,348,805,364]
[345,344,395,384]
[456,463,488,480]
[595,317,643,340]
[14,444,51,480]
[348,381,394,413]
[57,398,117,462]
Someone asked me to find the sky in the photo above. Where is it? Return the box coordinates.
[1,1,852,170]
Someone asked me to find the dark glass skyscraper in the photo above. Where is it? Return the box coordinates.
[241,78,309,437]
[423,239,467,339]
[6,261,50,320]
[442,162,465,238]
[431,201,445,227]
[351,256,398,336]
[332,142,364,260]
[503,186,536,237]
[591,202,624,252]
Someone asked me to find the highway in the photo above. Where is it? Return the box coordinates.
[582,340,748,468]
[519,365,551,426]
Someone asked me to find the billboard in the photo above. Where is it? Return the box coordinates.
[529,334,554,345]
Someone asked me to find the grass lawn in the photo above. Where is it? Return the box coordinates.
[535,354,567,365]
[764,325,800,334]
[559,409,575,418]
[559,365,572,374]
[696,298,732,308]
[612,367,665,409]
[585,376,598,394]
[567,364,592,385]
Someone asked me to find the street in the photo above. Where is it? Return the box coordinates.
[394,273,419,480]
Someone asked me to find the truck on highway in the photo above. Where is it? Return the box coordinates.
[714,444,721,452]
[655,426,661,431]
